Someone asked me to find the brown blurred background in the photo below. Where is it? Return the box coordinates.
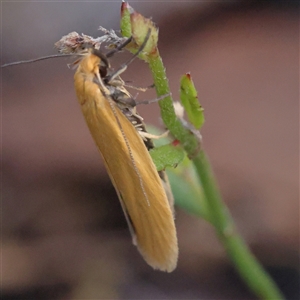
[2,1,299,299]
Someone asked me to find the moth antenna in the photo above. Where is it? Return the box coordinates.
[106,28,151,83]
[106,36,133,58]
[1,53,84,68]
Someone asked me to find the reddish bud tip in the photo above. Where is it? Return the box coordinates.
[121,1,134,16]
[186,72,191,80]
[172,140,180,147]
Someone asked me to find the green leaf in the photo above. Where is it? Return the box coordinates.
[147,126,208,219]
[166,158,209,220]
[180,73,205,129]
[149,143,185,172]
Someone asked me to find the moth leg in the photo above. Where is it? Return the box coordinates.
[138,130,169,141]
[136,93,171,106]
[123,83,154,92]
[95,69,110,96]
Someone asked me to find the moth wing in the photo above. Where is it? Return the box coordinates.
[75,73,178,272]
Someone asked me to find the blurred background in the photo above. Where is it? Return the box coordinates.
[2,1,299,299]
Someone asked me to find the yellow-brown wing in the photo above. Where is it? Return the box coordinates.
[74,54,178,272]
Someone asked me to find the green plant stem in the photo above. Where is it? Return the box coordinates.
[120,6,284,298]
[148,53,199,157]
[144,40,284,300]
[146,38,284,300]
[193,150,285,300]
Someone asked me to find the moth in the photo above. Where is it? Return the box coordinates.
[2,32,178,272]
